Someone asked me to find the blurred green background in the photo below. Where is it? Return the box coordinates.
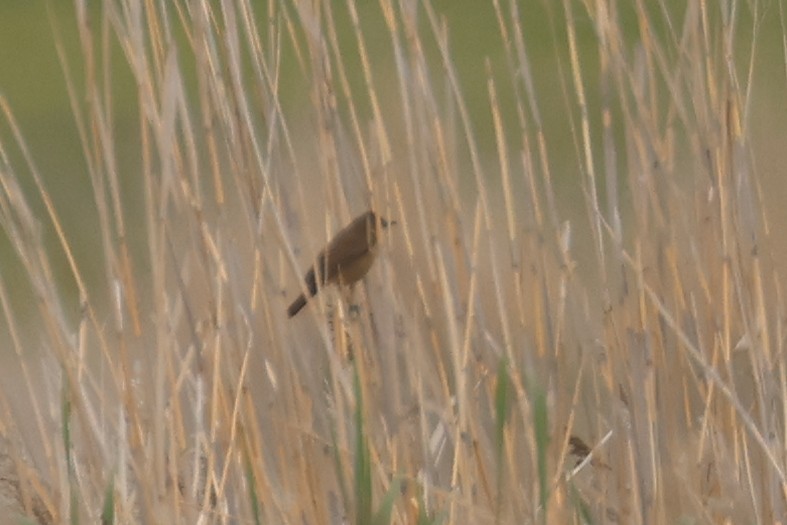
[1,1,786,339]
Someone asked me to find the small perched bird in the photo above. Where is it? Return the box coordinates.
[287,210,392,318]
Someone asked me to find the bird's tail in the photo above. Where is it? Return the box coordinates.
[287,294,308,318]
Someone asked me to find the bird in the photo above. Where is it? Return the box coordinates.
[287,210,392,318]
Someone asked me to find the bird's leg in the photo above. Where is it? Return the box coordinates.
[346,284,361,317]
[330,288,355,361]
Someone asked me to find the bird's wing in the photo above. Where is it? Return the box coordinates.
[321,217,373,278]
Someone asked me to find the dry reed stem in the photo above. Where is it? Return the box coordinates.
[0,0,782,523]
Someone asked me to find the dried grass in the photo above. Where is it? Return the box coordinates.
[0,1,782,523]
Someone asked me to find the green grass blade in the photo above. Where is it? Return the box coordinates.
[61,378,79,525]
[371,477,401,525]
[568,482,595,524]
[100,477,114,525]
[494,357,511,522]
[242,440,262,525]
[532,384,549,521]
[353,364,372,525]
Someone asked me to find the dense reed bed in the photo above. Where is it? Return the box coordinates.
[0,1,784,523]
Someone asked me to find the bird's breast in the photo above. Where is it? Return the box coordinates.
[336,248,377,285]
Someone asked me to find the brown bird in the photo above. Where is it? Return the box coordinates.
[287,210,392,318]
